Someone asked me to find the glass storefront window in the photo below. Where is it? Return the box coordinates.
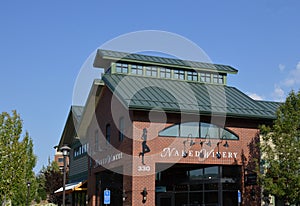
[204,166,219,177]
[156,164,241,206]
[189,169,203,180]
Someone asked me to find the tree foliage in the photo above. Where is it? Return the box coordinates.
[260,90,300,204]
[36,160,63,205]
[0,110,37,205]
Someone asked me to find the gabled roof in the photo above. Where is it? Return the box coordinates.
[72,106,84,124]
[94,49,238,74]
[58,105,84,148]
[102,73,279,119]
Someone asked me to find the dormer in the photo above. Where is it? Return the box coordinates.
[93,49,238,85]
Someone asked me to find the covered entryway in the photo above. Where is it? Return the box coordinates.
[54,180,87,206]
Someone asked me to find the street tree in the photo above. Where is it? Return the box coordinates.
[0,110,36,205]
[37,160,63,205]
[260,90,300,205]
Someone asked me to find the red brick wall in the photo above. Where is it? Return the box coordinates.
[131,111,261,206]
[87,87,262,206]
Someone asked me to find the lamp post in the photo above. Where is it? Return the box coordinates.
[26,181,31,206]
[60,145,70,206]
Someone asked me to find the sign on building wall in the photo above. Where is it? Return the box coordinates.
[104,189,111,205]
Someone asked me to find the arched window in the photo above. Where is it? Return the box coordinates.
[158,122,239,140]
[119,117,124,142]
[106,124,111,144]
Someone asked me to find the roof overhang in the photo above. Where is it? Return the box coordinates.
[54,180,87,195]
[93,49,238,74]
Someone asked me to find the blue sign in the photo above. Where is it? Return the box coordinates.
[238,190,241,203]
[104,189,111,204]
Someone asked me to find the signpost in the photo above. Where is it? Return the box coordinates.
[104,189,111,205]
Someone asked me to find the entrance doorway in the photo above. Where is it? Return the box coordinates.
[155,164,241,206]
[156,192,174,206]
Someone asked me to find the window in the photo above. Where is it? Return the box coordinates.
[189,168,203,180]
[200,73,211,83]
[174,70,185,80]
[213,74,224,84]
[73,143,88,158]
[82,144,87,153]
[159,124,179,137]
[131,64,143,75]
[220,128,239,140]
[74,146,81,157]
[95,130,99,152]
[58,158,64,163]
[145,66,158,77]
[204,166,219,177]
[106,124,111,144]
[160,68,171,78]
[119,117,124,141]
[115,63,128,74]
[200,123,219,138]
[180,122,199,137]
[158,122,239,140]
[187,71,198,81]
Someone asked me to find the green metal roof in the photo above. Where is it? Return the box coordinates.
[256,100,281,114]
[102,73,279,119]
[58,105,84,147]
[94,49,238,74]
[72,105,84,124]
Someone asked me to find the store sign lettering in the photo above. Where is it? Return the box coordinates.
[94,152,123,167]
[160,148,238,159]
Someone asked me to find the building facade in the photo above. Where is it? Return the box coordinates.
[74,50,280,206]
[56,106,88,206]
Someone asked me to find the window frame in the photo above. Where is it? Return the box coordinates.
[173,69,185,80]
[213,73,224,84]
[160,67,171,79]
[145,66,158,77]
[131,64,143,75]
[187,71,198,81]
[115,63,129,74]
[200,72,211,83]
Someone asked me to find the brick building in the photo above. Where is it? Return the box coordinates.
[75,49,280,206]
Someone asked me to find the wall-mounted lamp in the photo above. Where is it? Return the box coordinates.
[199,151,205,158]
[122,190,127,202]
[182,151,188,158]
[221,135,229,148]
[205,134,211,147]
[182,134,195,157]
[141,187,147,203]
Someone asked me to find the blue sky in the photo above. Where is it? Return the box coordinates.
[1,1,299,172]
